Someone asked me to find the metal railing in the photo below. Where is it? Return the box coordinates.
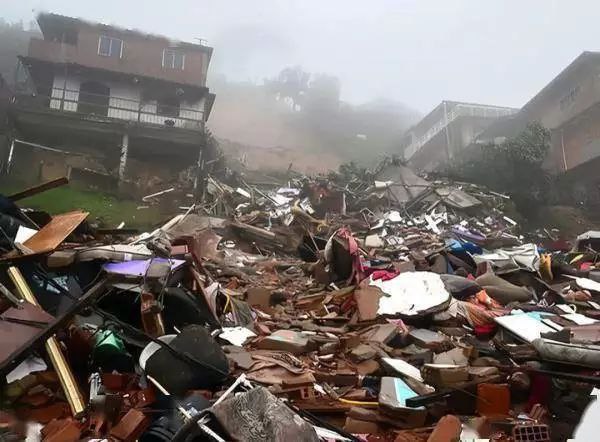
[403,103,518,160]
[13,87,204,130]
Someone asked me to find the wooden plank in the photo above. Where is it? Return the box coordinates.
[0,303,54,365]
[0,276,106,377]
[23,211,89,254]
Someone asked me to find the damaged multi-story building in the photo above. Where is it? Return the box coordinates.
[2,12,215,194]
[472,51,600,204]
[400,101,518,171]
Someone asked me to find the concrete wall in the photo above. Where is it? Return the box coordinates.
[523,61,600,130]
[409,115,505,171]
[406,103,448,140]
[8,142,109,185]
[551,103,600,172]
[6,134,199,195]
[408,130,447,171]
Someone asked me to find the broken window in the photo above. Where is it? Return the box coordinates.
[98,36,123,58]
[162,49,185,70]
[157,96,180,118]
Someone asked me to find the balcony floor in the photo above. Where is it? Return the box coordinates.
[9,103,205,148]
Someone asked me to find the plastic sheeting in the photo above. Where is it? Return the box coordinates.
[495,312,555,343]
[370,271,451,316]
[473,243,539,272]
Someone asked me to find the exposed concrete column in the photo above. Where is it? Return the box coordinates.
[118,133,129,182]
[443,101,451,162]
[193,144,204,198]
[193,147,202,190]
[5,138,15,174]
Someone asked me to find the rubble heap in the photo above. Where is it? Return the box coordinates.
[1,163,599,441]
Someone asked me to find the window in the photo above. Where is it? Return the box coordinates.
[98,36,123,58]
[162,49,185,70]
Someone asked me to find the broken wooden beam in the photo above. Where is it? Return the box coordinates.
[8,177,69,202]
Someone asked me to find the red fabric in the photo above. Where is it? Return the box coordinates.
[340,296,356,314]
[527,374,552,411]
[370,270,400,282]
[473,323,496,337]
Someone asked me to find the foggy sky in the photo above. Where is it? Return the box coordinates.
[4,0,600,113]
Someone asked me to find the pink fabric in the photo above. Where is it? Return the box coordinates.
[580,262,593,271]
[336,227,365,284]
[386,318,409,334]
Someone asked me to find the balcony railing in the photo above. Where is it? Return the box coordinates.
[13,87,205,130]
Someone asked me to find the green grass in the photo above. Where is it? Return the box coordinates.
[2,183,163,229]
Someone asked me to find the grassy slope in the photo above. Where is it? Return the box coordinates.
[2,183,162,229]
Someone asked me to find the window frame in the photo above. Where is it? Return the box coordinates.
[98,35,124,58]
[162,49,185,70]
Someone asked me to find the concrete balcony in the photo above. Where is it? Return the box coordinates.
[404,104,519,160]
[13,87,204,130]
[28,38,79,64]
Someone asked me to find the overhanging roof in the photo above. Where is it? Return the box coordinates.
[521,51,600,112]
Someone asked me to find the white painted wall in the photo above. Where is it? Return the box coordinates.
[49,71,204,128]
[180,97,205,128]
[139,96,204,128]
[106,81,140,121]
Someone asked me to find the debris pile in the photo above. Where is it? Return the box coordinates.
[1,164,599,441]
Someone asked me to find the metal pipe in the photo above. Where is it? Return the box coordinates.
[212,373,247,407]
[146,375,225,442]
[6,138,14,174]
[561,129,568,171]
[7,266,86,417]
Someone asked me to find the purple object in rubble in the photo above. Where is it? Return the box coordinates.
[103,258,185,276]
[451,226,486,244]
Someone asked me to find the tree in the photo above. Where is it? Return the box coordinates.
[446,122,552,214]
[265,66,310,110]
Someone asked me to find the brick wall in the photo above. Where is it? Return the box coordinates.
[29,27,210,88]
